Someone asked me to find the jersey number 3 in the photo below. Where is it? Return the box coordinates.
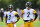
[27,12,30,17]
[9,15,11,20]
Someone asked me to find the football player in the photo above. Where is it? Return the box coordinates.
[4,4,20,27]
[21,2,38,27]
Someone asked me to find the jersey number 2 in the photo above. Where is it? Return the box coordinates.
[27,12,30,17]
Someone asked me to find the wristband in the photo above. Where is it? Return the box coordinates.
[15,20,18,23]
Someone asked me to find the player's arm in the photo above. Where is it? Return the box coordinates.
[21,10,24,20]
[33,10,38,21]
[15,12,20,23]
[5,14,7,23]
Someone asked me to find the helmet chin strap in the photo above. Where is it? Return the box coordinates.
[26,7,31,10]
[10,10,12,13]
[26,7,28,9]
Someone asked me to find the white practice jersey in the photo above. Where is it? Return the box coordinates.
[22,8,36,20]
[4,11,18,23]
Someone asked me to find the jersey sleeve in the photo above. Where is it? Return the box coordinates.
[15,12,18,15]
[22,10,24,14]
[33,10,36,14]
[4,12,7,17]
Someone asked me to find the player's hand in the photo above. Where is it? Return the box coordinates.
[6,23,8,25]
[12,22,16,24]
[23,19,24,21]
[31,19,34,22]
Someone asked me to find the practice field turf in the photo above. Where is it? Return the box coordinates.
[0,17,40,27]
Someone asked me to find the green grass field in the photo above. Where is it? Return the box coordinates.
[0,17,40,27]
